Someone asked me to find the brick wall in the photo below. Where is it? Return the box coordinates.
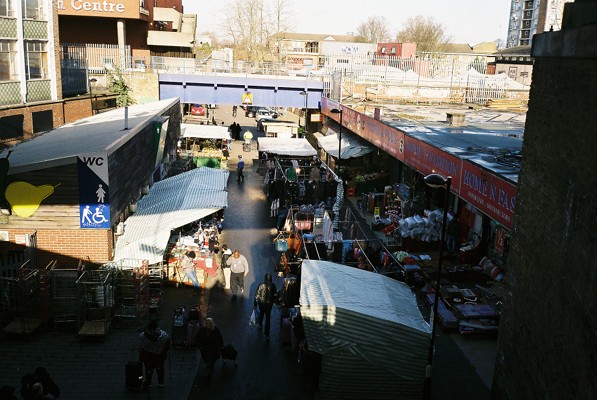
[0,98,92,145]
[3,228,113,268]
[492,17,597,400]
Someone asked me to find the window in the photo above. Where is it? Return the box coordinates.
[380,47,386,54]
[391,47,396,54]
[0,40,17,81]
[22,0,43,19]
[25,41,47,79]
[0,0,13,17]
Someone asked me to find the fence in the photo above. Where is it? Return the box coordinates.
[61,43,132,75]
[60,44,529,105]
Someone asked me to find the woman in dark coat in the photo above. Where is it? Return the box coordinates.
[196,317,223,384]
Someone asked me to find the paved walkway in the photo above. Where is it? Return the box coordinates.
[0,107,495,400]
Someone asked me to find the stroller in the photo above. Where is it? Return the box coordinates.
[171,305,187,347]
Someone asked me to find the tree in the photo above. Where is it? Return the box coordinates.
[220,0,294,63]
[355,16,391,43]
[107,68,134,107]
[396,15,451,54]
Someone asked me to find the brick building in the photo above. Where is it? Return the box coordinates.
[493,1,597,399]
[0,98,181,268]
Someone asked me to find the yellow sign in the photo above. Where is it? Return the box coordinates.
[374,207,380,216]
[242,92,253,105]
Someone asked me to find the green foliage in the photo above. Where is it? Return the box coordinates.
[106,68,135,107]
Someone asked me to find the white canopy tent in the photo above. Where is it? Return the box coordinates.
[257,137,317,157]
[300,259,431,399]
[113,167,229,264]
[181,123,231,140]
[315,129,374,159]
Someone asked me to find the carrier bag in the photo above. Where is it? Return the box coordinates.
[221,343,238,362]
[274,233,288,252]
[125,348,143,390]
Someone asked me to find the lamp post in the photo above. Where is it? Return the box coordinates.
[89,78,98,115]
[299,90,309,135]
[422,173,452,400]
[330,108,343,174]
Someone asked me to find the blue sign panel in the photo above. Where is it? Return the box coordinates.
[77,154,110,229]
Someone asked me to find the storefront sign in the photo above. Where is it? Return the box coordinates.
[56,0,140,19]
[322,97,404,161]
[460,161,517,229]
[403,136,462,193]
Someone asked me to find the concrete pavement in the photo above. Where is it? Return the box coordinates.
[0,106,495,400]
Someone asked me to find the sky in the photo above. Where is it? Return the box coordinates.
[182,0,512,45]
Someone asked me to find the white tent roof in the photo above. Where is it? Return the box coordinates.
[316,129,374,159]
[300,259,431,399]
[181,123,231,140]
[114,167,228,264]
[257,137,317,156]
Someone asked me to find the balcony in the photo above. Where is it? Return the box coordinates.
[147,30,194,48]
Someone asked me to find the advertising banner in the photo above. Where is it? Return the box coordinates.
[403,136,462,193]
[460,161,517,229]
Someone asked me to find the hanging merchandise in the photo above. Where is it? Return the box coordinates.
[274,233,288,252]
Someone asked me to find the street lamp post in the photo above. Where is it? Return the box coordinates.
[89,78,98,115]
[330,108,343,174]
[299,90,309,135]
[422,173,452,400]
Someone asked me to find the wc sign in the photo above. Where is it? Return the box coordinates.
[77,153,110,229]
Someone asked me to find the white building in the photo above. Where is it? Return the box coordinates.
[506,0,573,48]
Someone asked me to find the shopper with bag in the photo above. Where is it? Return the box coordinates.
[195,318,223,385]
[220,244,233,290]
[253,273,278,341]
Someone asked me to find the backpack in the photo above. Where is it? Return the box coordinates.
[188,307,201,322]
[173,306,186,327]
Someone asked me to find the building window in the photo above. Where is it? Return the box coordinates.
[381,47,386,54]
[0,40,17,81]
[22,0,43,20]
[391,46,396,54]
[1,0,14,17]
[25,41,47,79]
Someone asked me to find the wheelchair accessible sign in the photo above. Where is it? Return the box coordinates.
[77,153,110,229]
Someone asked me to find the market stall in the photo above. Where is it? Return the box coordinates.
[179,123,231,168]
[113,167,228,285]
[257,137,317,158]
[260,120,300,138]
[299,259,430,400]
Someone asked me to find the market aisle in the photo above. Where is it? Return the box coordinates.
[187,111,313,399]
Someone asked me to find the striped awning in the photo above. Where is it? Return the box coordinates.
[113,167,228,264]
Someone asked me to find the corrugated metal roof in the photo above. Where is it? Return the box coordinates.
[300,260,430,399]
[113,167,228,264]
[1,98,179,174]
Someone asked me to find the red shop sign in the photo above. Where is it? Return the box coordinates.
[403,136,462,193]
[460,161,517,229]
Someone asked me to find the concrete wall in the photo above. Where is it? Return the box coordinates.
[492,3,597,399]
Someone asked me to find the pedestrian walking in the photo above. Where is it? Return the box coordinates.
[232,105,237,117]
[236,155,245,182]
[220,244,233,290]
[253,273,278,341]
[196,317,224,385]
[232,122,241,140]
[139,320,171,389]
[226,249,249,300]
[181,250,201,296]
